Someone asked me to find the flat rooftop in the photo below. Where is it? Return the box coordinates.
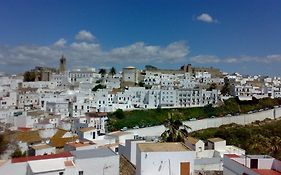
[66,142,95,148]
[208,138,225,143]
[31,144,53,150]
[12,152,72,163]
[185,136,200,145]
[28,158,65,173]
[138,142,191,152]
[71,147,117,159]
[108,131,133,137]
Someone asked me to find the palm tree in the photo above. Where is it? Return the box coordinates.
[109,67,116,77]
[246,134,270,154]
[268,136,281,156]
[161,113,191,142]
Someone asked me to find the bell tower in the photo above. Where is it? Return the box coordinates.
[59,55,66,73]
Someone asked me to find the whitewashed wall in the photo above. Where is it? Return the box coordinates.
[127,107,281,137]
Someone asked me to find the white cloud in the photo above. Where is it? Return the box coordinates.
[109,41,189,63]
[2,29,281,74]
[70,42,100,51]
[75,30,95,41]
[54,38,67,47]
[190,54,281,64]
[190,55,220,63]
[0,31,190,72]
[263,54,281,63]
[196,13,218,23]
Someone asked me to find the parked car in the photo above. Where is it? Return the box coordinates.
[121,127,128,131]
[133,125,139,129]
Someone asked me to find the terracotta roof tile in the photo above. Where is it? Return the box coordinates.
[50,129,78,148]
[253,169,281,175]
[17,127,32,132]
[15,130,42,143]
[225,154,241,158]
[80,127,96,132]
[11,152,72,163]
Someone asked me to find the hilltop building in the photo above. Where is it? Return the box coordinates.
[59,55,67,74]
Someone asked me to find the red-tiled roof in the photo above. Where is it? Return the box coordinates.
[11,152,72,163]
[225,154,241,158]
[17,127,32,132]
[253,169,281,175]
[50,129,78,148]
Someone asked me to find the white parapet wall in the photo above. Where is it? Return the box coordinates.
[128,107,281,137]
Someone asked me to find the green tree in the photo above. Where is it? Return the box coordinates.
[161,113,191,142]
[246,134,270,154]
[221,77,231,95]
[138,81,145,87]
[23,71,36,82]
[207,83,217,91]
[268,136,281,156]
[109,67,116,77]
[113,109,125,119]
[92,84,106,91]
[0,134,7,155]
[98,68,107,77]
[145,65,158,70]
[11,148,26,158]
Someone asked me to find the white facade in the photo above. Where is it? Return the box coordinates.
[118,139,147,165]
[69,68,101,84]
[46,101,69,118]
[122,66,138,83]
[71,148,120,175]
[223,154,281,175]
[136,143,196,175]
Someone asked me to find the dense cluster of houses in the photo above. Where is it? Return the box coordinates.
[0,57,281,174]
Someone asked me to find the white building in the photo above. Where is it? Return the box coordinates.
[69,68,101,84]
[17,88,40,109]
[122,66,138,84]
[223,154,281,175]
[46,101,69,119]
[71,148,119,175]
[184,137,245,171]
[50,73,70,88]
[0,148,119,175]
[118,139,147,165]
[64,140,97,151]
[0,152,74,175]
[136,142,196,175]
[28,144,56,156]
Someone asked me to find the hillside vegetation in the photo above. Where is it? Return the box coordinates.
[191,118,281,159]
[107,97,281,131]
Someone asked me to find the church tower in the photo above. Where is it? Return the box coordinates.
[59,55,66,73]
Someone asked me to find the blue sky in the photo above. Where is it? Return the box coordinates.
[0,0,281,75]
